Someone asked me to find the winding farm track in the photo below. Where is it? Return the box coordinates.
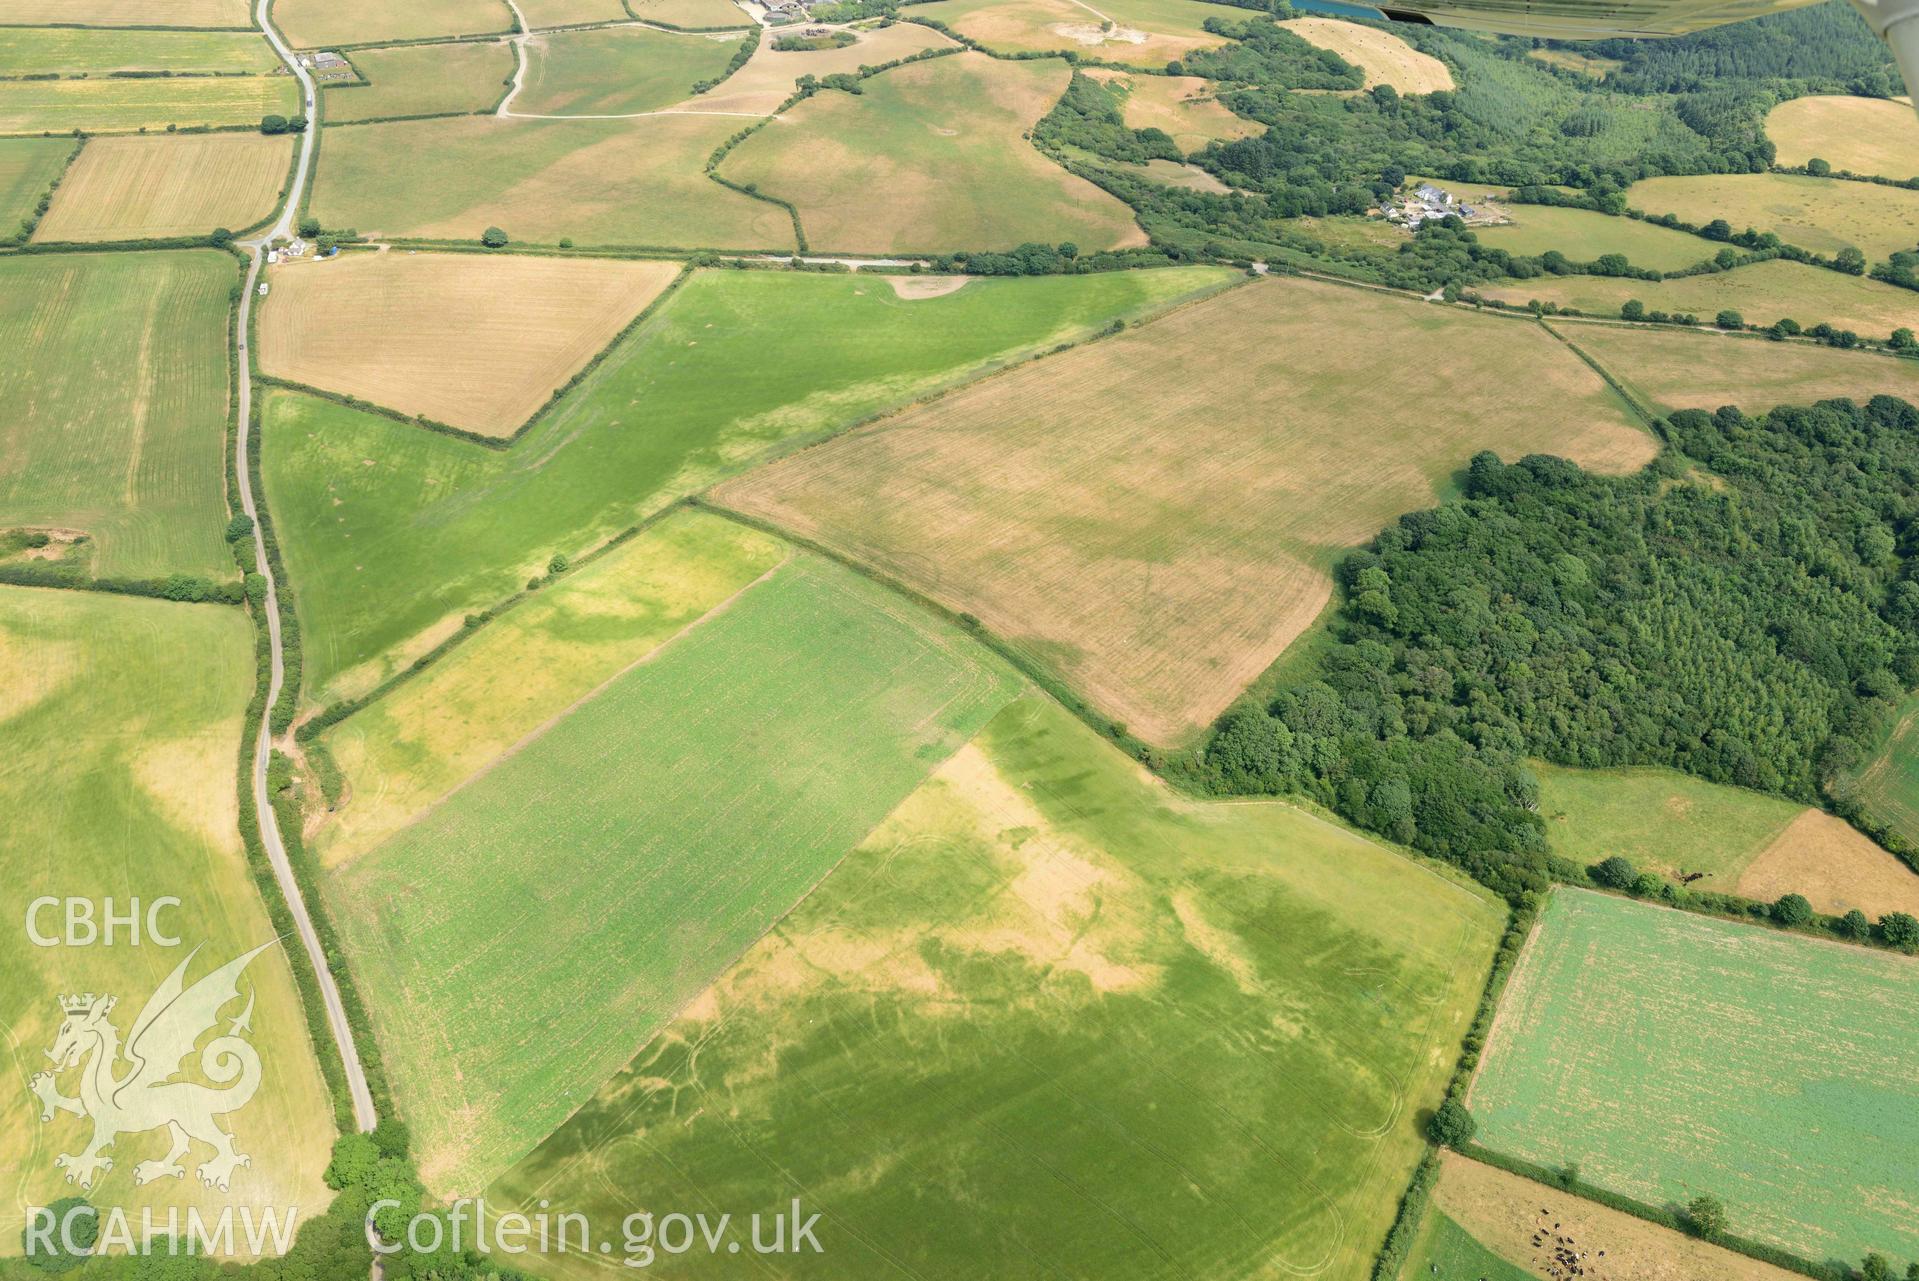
[239,0,379,1137]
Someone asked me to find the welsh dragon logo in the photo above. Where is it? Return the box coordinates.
[28,941,274,1194]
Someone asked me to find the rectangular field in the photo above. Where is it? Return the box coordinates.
[0,74,296,134]
[322,39,515,123]
[0,250,234,577]
[0,136,71,237]
[35,131,290,241]
[514,0,631,27]
[715,276,1654,745]
[1624,172,1919,263]
[257,250,680,434]
[327,554,1022,1193]
[0,587,336,1250]
[0,27,275,74]
[274,0,515,48]
[1473,204,1715,272]
[512,24,740,116]
[492,695,1504,1281]
[622,0,754,26]
[1469,889,1919,1264]
[0,0,250,24]
[1563,323,1919,414]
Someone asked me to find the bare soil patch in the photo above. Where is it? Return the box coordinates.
[887,274,971,298]
[1736,809,1919,918]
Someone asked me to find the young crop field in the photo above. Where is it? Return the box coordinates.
[909,0,1249,63]
[34,131,290,242]
[0,73,295,134]
[1624,172,1919,263]
[715,276,1653,745]
[1480,260,1919,339]
[720,52,1146,254]
[1767,95,1919,182]
[1564,323,1919,414]
[322,39,515,123]
[0,587,335,1249]
[0,136,70,235]
[315,510,785,867]
[0,250,234,578]
[622,0,753,28]
[1284,17,1454,93]
[692,22,957,115]
[273,0,515,48]
[1472,204,1715,271]
[1469,889,1919,1264]
[1429,1152,1808,1281]
[257,251,680,435]
[1083,69,1259,151]
[1846,691,1919,851]
[308,114,794,250]
[327,554,1023,1193]
[0,27,276,74]
[0,0,249,24]
[261,265,1229,699]
[514,0,630,27]
[492,695,1504,1281]
[511,25,741,117]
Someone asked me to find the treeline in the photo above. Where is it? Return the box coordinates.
[1193,397,1919,904]
[1565,0,1898,96]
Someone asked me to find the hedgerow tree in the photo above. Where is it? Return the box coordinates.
[1880,911,1919,949]
[1428,1099,1475,1147]
[1685,1194,1727,1238]
[481,226,508,248]
[1771,893,1813,926]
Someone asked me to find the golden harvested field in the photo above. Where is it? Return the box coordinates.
[721,52,1145,254]
[1767,94,1919,182]
[0,73,295,133]
[35,132,289,242]
[515,0,630,25]
[623,0,754,26]
[258,251,681,435]
[1285,17,1453,93]
[0,0,248,23]
[275,0,514,47]
[1735,809,1919,918]
[910,0,1249,62]
[1562,323,1919,414]
[1625,171,1919,262]
[324,39,515,124]
[716,277,1654,745]
[1434,1153,1808,1281]
[1085,69,1258,151]
[690,22,957,115]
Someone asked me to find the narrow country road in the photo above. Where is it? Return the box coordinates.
[241,0,379,1137]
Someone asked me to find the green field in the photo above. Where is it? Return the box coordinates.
[274,0,515,48]
[1482,259,1919,339]
[0,250,234,578]
[1625,172,1919,263]
[0,587,336,1248]
[0,73,295,133]
[1470,889,1919,1264]
[261,265,1229,699]
[513,25,739,116]
[1535,762,1803,884]
[0,135,70,236]
[492,695,1503,1280]
[316,509,786,867]
[323,40,514,123]
[721,52,1145,253]
[1403,1211,1533,1281]
[0,27,276,74]
[1848,691,1919,849]
[1475,204,1714,271]
[309,113,793,248]
[328,553,1022,1193]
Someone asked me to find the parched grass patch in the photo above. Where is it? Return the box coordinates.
[1431,1152,1809,1281]
[329,554,1022,1194]
[1480,260,1919,339]
[692,22,957,115]
[310,113,794,249]
[35,131,290,241]
[0,250,234,577]
[0,588,336,1247]
[0,136,70,235]
[262,266,1228,700]
[1563,323,1919,414]
[1469,888,1919,1264]
[0,0,248,25]
[1767,95,1919,183]
[1083,69,1258,151]
[492,695,1503,1281]
[0,72,296,133]
[1625,171,1919,263]
[1283,17,1452,93]
[721,52,1144,253]
[512,24,741,116]
[622,0,754,28]
[716,276,1653,745]
[315,509,784,867]
[0,27,276,74]
[274,0,514,48]
[257,250,680,435]
[1735,810,1919,919]
[514,0,629,26]
[909,0,1247,63]
[1473,204,1714,272]
[323,39,515,123]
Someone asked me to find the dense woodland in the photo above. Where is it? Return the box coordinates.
[1197,397,1919,902]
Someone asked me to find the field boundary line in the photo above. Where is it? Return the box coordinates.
[1538,320,1661,431]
